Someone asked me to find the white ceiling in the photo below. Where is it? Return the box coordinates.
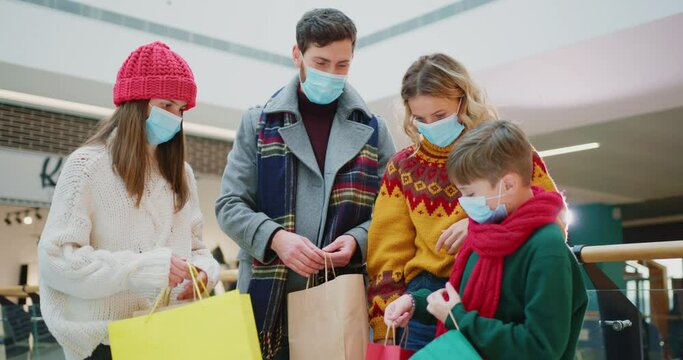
[529,106,683,205]
[2,0,682,113]
[73,0,457,56]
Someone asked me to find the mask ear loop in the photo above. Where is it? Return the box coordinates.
[495,179,504,208]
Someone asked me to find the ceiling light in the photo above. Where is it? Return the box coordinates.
[23,210,33,225]
[538,143,600,158]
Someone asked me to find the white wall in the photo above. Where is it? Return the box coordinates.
[0,205,44,288]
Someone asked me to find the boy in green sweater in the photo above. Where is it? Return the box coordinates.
[384,120,588,359]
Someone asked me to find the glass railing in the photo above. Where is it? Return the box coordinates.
[1,303,64,360]
[573,240,683,360]
[576,288,683,360]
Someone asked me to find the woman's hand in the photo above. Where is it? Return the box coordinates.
[384,294,414,328]
[435,218,469,254]
[168,255,190,288]
[177,267,208,300]
[426,282,461,323]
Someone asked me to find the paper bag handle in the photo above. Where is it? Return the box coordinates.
[304,253,338,289]
[448,310,460,331]
[383,323,409,349]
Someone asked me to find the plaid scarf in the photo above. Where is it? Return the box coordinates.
[249,100,380,359]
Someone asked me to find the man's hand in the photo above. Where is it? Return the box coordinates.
[271,230,325,277]
[322,235,357,268]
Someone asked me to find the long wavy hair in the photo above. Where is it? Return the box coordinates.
[85,100,189,212]
[401,53,499,151]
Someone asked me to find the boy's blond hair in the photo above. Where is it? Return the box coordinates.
[447,120,533,186]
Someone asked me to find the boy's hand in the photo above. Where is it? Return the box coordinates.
[435,218,468,254]
[426,282,461,323]
[384,294,414,328]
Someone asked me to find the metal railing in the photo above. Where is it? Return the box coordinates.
[574,240,683,263]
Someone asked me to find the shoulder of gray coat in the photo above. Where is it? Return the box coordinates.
[371,113,391,131]
[242,105,264,125]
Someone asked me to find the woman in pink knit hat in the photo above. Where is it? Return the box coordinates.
[38,41,220,360]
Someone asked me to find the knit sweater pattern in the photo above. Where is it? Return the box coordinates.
[367,139,558,340]
[38,145,220,360]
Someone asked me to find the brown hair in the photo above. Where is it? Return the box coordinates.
[401,53,498,151]
[447,120,533,186]
[296,8,357,53]
[85,100,189,212]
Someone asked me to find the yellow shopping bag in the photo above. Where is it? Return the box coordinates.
[109,265,261,360]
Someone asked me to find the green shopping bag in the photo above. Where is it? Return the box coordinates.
[412,311,481,359]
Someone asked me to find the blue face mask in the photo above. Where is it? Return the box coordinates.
[300,65,347,105]
[459,181,509,224]
[146,105,182,145]
[415,98,464,147]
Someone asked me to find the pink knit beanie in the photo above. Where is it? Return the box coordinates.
[113,41,197,109]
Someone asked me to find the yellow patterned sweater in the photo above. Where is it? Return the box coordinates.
[367,139,560,340]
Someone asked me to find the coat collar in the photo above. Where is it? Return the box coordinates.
[263,76,373,121]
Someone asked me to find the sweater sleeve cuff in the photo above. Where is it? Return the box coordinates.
[447,303,467,330]
[128,247,172,290]
[345,226,368,263]
[190,255,221,290]
[409,288,432,323]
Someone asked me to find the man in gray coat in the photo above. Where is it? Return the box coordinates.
[215,8,395,360]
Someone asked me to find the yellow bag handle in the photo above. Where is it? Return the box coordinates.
[188,263,209,300]
[145,263,208,322]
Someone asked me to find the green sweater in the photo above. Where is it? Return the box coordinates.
[411,224,587,359]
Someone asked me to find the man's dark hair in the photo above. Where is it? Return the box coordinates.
[296,8,357,53]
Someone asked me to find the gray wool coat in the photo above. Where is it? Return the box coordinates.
[215,76,396,294]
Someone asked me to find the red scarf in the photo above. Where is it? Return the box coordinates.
[435,187,564,337]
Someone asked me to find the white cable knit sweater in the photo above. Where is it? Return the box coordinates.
[38,144,220,360]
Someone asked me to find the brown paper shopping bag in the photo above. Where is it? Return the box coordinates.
[288,256,369,360]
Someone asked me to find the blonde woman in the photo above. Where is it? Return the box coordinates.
[367,53,561,350]
[38,41,219,360]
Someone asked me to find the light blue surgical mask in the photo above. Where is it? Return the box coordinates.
[300,64,347,105]
[415,98,464,147]
[146,105,182,145]
[459,181,509,224]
